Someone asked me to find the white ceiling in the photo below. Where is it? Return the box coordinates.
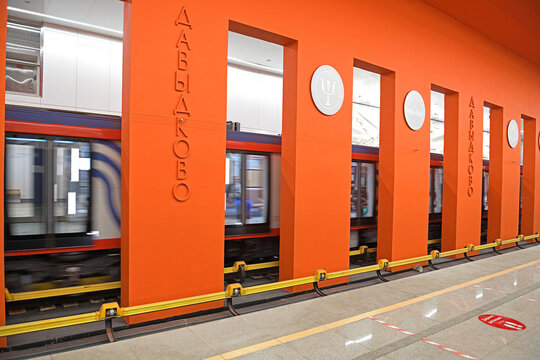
[8,0,124,37]
[7,2,284,68]
[228,32,283,71]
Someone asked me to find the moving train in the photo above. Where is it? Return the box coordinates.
[3,106,492,292]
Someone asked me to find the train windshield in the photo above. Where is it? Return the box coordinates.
[5,135,92,249]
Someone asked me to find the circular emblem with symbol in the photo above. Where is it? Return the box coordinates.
[507,119,519,148]
[310,65,344,116]
[403,90,426,131]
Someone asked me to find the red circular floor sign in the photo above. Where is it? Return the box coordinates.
[478,314,526,331]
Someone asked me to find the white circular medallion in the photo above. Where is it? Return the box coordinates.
[507,119,519,148]
[403,90,426,131]
[310,65,344,116]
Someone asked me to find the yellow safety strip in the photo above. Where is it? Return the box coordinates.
[243,276,315,296]
[205,257,540,360]
[245,261,280,271]
[0,312,100,337]
[122,291,227,317]
[326,264,381,280]
[438,248,468,257]
[0,233,537,337]
[387,254,434,268]
[5,282,121,302]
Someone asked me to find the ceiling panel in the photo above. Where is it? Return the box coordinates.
[45,0,96,22]
[8,0,123,36]
[228,32,283,71]
[422,0,540,68]
[83,0,123,32]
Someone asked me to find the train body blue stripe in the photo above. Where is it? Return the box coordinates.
[92,152,121,178]
[5,106,121,129]
[97,140,121,154]
[92,168,121,227]
[226,130,282,145]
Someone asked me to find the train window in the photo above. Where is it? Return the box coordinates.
[53,140,92,233]
[5,135,91,250]
[350,161,376,219]
[6,20,42,96]
[245,155,268,224]
[225,153,243,225]
[429,167,443,214]
[5,137,47,235]
[225,151,270,234]
[482,170,489,211]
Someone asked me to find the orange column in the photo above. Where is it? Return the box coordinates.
[121,1,228,322]
[378,73,430,266]
[521,116,540,235]
[441,92,483,253]
[0,0,6,348]
[279,44,351,287]
[487,107,521,243]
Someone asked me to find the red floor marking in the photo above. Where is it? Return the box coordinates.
[368,317,413,335]
[421,338,479,359]
[368,317,479,360]
[472,284,510,294]
[473,285,540,303]
[478,314,526,331]
[519,297,540,303]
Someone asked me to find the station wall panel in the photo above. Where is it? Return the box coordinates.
[5,24,122,116]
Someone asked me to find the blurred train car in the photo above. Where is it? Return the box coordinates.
[4,107,492,290]
[223,134,490,265]
[4,107,121,292]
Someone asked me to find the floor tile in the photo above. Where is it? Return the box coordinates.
[51,342,138,360]
[124,327,216,360]
[189,315,276,354]
[282,328,370,360]
[480,344,536,360]
[235,343,308,360]
[383,340,465,360]
[427,316,523,358]
[334,317,410,351]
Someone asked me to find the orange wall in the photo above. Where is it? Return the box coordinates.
[0,0,5,347]
[522,116,540,235]
[121,0,540,316]
[441,92,483,253]
[121,1,228,320]
[487,108,521,243]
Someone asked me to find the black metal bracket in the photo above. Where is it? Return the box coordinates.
[227,297,240,316]
[313,282,326,296]
[463,250,474,262]
[363,249,370,263]
[105,318,117,343]
[492,246,503,255]
[515,241,525,249]
[376,269,389,282]
[238,264,246,284]
[427,259,439,270]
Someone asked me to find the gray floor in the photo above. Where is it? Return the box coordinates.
[18,245,540,359]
